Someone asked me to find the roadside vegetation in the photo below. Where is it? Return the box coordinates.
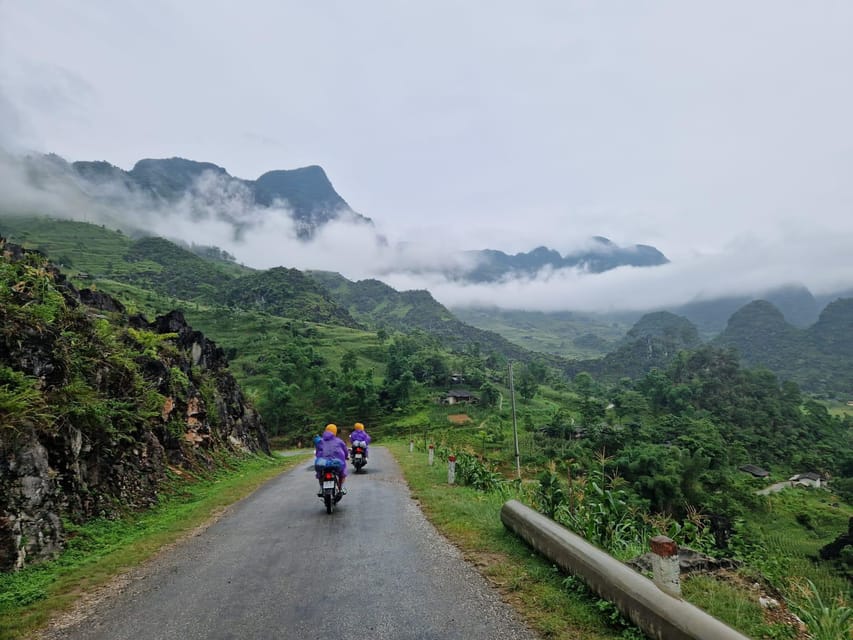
[0,453,302,639]
[391,437,850,639]
[388,441,630,640]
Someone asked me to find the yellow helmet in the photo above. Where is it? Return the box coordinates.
[354,422,365,431]
[325,423,338,435]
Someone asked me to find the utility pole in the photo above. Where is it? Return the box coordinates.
[508,362,521,479]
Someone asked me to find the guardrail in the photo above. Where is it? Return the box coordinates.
[500,500,751,640]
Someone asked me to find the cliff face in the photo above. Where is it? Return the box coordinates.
[0,239,268,571]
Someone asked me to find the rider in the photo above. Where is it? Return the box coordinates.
[349,422,372,457]
[316,423,348,494]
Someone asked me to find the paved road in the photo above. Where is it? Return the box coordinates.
[43,447,536,640]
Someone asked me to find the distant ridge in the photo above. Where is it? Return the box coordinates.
[452,238,668,283]
[22,153,371,239]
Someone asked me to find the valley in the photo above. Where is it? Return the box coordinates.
[2,213,852,640]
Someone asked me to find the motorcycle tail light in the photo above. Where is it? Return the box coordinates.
[324,472,333,480]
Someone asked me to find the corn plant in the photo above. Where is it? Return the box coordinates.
[787,578,853,640]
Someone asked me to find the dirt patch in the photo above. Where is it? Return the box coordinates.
[447,414,471,424]
[465,550,506,569]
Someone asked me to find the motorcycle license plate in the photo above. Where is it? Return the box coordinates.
[355,454,363,462]
[322,480,336,489]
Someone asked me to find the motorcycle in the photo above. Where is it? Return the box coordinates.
[351,441,368,473]
[315,457,344,514]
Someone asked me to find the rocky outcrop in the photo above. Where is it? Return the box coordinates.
[0,240,269,571]
[627,547,737,575]
[0,434,63,570]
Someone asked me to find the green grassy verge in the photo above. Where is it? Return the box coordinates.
[388,440,810,639]
[387,440,628,640]
[0,452,304,639]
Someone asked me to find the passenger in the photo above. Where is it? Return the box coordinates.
[349,422,372,457]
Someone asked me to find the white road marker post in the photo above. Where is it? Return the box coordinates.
[650,535,681,598]
[448,455,456,484]
[409,439,414,453]
[428,444,435,466]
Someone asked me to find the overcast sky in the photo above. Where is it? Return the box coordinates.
[1,1,852,312]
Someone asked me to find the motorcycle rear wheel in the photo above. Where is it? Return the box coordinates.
[324,493,333,514]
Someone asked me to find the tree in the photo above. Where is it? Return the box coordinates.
[479,381,501,408]
[612,390,648,425]
[382,371,415,409]
[573,372,597,398]
[516,366,538,401]
[340,350,357,375]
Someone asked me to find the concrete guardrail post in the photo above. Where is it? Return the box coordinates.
[409,440,414,453]
[500,500,750,640]
[428,444,434,466]
[448,455,456,484]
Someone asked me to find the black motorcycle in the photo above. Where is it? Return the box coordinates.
[351,442,368,473]
[315,458,344,514]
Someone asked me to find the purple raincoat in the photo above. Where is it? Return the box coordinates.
[349,430,371,456]
[316,430,348,478]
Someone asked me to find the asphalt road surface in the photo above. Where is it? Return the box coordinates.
[42,447,537,640]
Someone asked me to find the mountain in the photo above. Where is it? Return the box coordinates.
[712,298,853,397]
[713,300,806,371]
[253,166,350,222]
[566,311,703,380]
[453,237,669,283]
[620,311,702,348]
[670,285,821,335]
[129,157,230,199]
[5,152,676,279]
[12,153,370,239]
[810,298,853,359]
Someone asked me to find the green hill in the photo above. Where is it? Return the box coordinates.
[451,306,629,359]
[308,271,554,364]
[216,267,361,328]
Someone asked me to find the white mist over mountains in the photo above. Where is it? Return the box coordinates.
[1,148,852,315]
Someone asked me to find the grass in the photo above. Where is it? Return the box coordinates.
[0,217,134,275]
[823,399,853,417]
[387,440,627,640]
[0,452,304,639]
[681,575,785,639]
[751,489,853,599]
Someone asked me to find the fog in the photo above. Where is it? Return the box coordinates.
[2,149,852,315]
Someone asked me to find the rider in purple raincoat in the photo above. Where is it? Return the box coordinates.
[316,424,348,489]
[349,422,372,457]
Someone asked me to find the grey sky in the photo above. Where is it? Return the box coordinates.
[1,1,852,312]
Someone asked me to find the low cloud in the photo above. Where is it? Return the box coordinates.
[378,229,853,313]
[2,148,852,315]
